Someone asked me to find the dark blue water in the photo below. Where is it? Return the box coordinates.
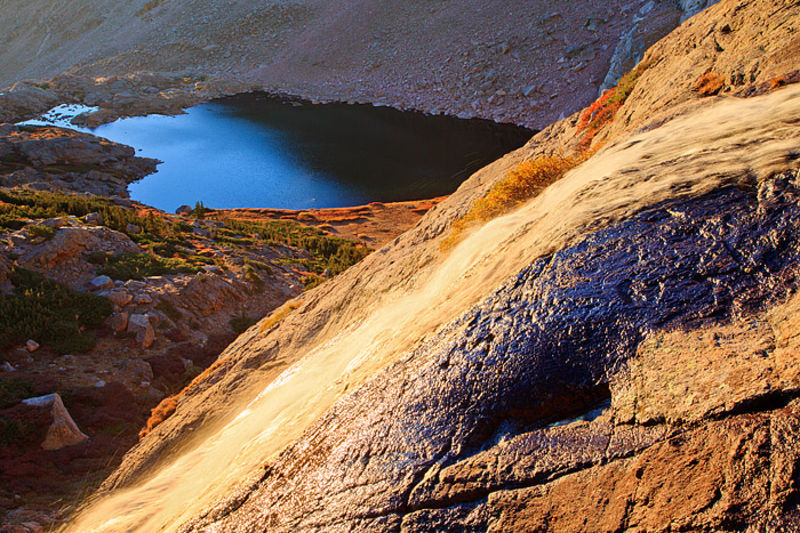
[92,94,533,212]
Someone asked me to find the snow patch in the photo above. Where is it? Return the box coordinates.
[16,103,99,129]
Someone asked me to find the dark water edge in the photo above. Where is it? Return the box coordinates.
[106,92,534,211]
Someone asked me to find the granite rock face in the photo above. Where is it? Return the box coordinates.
[599,0,721,92]
[180,170,800,531]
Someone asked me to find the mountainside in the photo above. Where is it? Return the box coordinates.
[56,0,800,531]
[0,0,717,128]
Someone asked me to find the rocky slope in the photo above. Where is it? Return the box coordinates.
[0,120,418,529]
[57,1,800,531]
[0,0,718,128]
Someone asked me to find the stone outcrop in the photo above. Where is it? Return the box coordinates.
[599,0,720,92]
[178,169,800,532]
[0,124,158,197]
[20,394,88,451]
[0,83,59,124]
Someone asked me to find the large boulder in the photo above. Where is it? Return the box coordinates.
[127,314,155,349]
[20,393,88,451]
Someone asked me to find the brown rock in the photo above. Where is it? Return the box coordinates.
[110,312,129,333]
[107,290,133,307]
[20,393,89,450]
[127,313,155,348]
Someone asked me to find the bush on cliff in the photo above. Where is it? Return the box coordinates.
[442,154,579,249]
[577,59,651,149]
[0,268,112,353]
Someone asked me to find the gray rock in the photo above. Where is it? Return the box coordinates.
[108,290,132,307]
[127,313,155,348]
[176,205,193,215]
[25,339,40,352]
[89,275,113,290]
[85,212,104,225]
[134,293,153,305]
[126,223,141,234]
[599,1,683,93]
[21,393,89,450]
[110,312,129,333]
[679,0,719,22]
[146,312,160,327]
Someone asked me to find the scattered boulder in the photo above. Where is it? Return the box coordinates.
[107,290,132,307]
[20,393,89,450]
[89,275,113,290]
[145,312,160,327]
[84,212,104,225]
[110,312,129,333]
[134,293,153,305]
[25,340,39,353]
[126,223,141,234]
[127,313,155,348]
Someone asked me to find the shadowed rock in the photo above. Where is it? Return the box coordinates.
[21,393,89,451]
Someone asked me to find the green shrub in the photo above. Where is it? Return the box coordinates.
[244,259,272,274]
[93,252,202,280]
[0,416,37,446]
[0,268,113,353]
[229,311,257,335]
[0,376,34,408]
[216,217,370,274]
[155,300,181,321]
[303,274,324,290]
[27,224,56,240]
[192,201,210,219]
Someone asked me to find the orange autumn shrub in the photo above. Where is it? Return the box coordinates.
[139,395,178,438]
[694,71,725,96]
[441,154,579,250]
[577,59,650,150]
